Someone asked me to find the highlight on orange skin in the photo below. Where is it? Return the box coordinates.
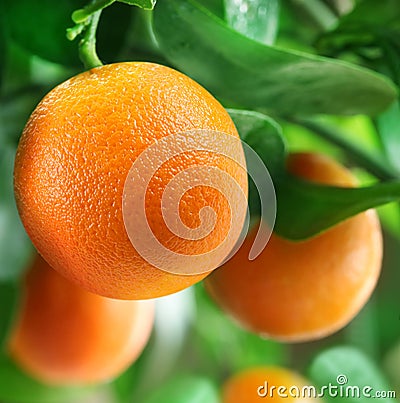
[222,366,321,402]
[8,255,155,385]
[206,153,383,342]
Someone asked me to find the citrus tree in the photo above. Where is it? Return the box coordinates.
[0,0,400,402]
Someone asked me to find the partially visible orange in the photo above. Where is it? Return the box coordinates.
[14,62,247,300]
[206,153,383,342]
[8,255,154,385]
[222,366,321,402]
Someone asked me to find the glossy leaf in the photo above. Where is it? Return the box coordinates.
[142,374,219,403]
[2,0,82,66]
[200,0,225,19]
[309,346,397,403]
[228,109,283,222]
[2,0,132,66]
[274,174,400,240]
[228,109,400,239]
[119,0,156,9]
[225,0,279,45]
[228,109,285,176]
[153,0,397,115]
[0,146,33,281]
[0,355,94,403]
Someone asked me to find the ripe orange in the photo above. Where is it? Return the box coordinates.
[8,255,154,385]
[14,62,247,300]
[206,153,383,342]
[222,366,321,402]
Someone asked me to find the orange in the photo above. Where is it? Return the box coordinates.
[206,153,382,342]
[8,254,154,385]
[222,366,321,402]
[14,62,247,300]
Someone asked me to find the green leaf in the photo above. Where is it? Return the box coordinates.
[0,354,94,403]
[376,100,400,174]
[2,0,131,67]
[200,0,225,19]
[274,174,400,240]
[0,146,33,281]
[153,0,397,115]
[229,109,400,239]
[309,346,397,403]
[3,0,83,66]
[142,374,219,403]
[316,0,400,57]
[0,282,18,351]
[119,0,156,9]
[228,109,285,176]
[224,0,279,45]
[228,109,283,221]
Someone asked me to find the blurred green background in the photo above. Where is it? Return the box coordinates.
[0,0,400,402]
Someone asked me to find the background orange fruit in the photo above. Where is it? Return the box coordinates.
[222,366,321,402]
[8,255,154,385]
[206,152,382,342]
[14,62,247,300]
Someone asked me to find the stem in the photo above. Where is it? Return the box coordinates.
[72,0,116,23]
[289,117,399,181]
[79,11,103,70]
